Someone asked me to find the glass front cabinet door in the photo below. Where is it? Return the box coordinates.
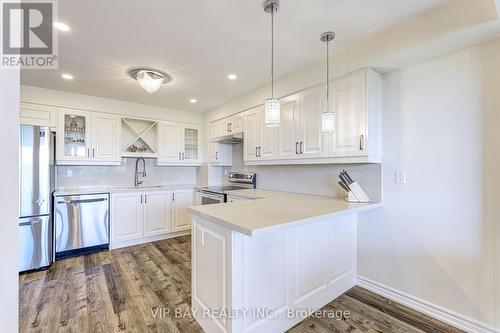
[57,109,92,162]
[182,125,201,163]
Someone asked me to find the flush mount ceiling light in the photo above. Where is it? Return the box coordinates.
[190,99,197,103]
[128,68,172,94]
[263,0,280,128]
[320,31,336,134]
[227,74,237,80]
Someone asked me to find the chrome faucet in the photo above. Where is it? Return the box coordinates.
[135,158,147,187]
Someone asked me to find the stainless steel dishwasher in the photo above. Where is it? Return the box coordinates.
[54,193,109,259]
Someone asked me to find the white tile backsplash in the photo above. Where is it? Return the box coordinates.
[219,143,382,201]
[57,158,197,188]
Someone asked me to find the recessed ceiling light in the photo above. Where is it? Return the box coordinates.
[61,73,73,80]
[227,74,237,80]
[189,99,197,103]
[54,22,70,32]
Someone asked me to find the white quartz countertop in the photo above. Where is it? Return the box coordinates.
[188,189,381,236]
[54,184,195,196]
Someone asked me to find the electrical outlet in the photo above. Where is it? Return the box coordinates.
[66,169,73,178]
[395,169,406,184]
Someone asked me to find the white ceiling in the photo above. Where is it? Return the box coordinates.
[20,0,451,112]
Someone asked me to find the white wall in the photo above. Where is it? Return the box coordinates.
[0,70,20,331]
[21,85,203,124]
[358,38,500,330]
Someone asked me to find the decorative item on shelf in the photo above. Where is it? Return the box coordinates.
[320,31,336,134]
[127,144,149,153]
[337,169,370,203]
[263,0,281,128]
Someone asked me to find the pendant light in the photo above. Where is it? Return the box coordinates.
[263,0,280,127]
[320,32,336,133]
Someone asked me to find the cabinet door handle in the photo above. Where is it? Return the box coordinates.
[360,135,365,150]
[255,147,258,158]
[92,148,95,158]
[182,152,185,160]
[227,123,230,132]
[300,142,303,154]
[140,195,143,204]
[259,146,262,157]
[296,142,299,154]
[179,152,181,160]
[215,151,218,160]
[172,193,175,201]
[87,148,90,158]
[229,123,232,132]
[145,195,147,204]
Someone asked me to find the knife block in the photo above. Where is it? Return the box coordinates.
[341,181,370,203]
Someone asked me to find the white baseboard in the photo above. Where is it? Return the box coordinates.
[356,276,498,333]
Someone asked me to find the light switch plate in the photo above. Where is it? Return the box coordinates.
[395,169,406,184]
[66,169,73,178]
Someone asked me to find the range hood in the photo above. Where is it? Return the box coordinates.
[213,132,243,144]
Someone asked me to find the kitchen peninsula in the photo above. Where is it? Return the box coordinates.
[188,189,381,333]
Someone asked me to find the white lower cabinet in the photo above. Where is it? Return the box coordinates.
[112,192,144,242]
[111,189,193,249]
[171,189,194,232]
[144,191,171,236]
[192,214,357,333]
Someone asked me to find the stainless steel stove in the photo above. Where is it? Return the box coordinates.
[195,172,256,205]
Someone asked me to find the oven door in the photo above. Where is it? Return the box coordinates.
[197,190,225,205]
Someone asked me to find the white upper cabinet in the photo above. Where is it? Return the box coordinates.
[332,71,366,155]
[57,108,92,163]
[157,121,182,163]
[277,98,300,158]
[245,68,382,165]
[182,125,202,163]
[57,109,121,165]
[298,86,329,158]
[209,121,232,166]
[243,106,277,161]
[243,108,259,161]
[157,121,202,165]
[92,113,121,163]
[331,69,382,159]
[258,108,277,159]
[220,114,244,136]
[20,103,57,128]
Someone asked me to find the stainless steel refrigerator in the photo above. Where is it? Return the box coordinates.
[19,125,55,272]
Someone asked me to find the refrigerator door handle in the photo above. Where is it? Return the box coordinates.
[19,217,42,227]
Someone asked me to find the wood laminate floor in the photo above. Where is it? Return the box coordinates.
[19,235,465,333]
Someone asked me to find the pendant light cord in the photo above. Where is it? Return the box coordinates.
[326,40,329,113]
[271,3,274,99]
